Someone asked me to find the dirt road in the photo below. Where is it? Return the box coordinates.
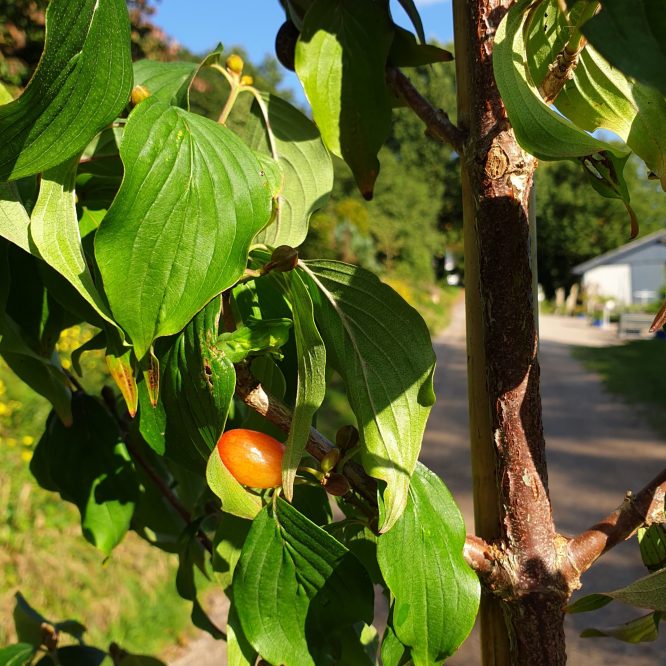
[428,299,665,665]
[171,298,665,665]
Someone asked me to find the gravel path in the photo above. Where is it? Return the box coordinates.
[428,300,665,665]
[170,298,665,665]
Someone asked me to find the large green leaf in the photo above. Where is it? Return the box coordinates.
[0,182,31,252]
[235,93,333,247]
[280,271,326,500]
[206,448,262,520]
[30,396,139,554]
[295,0,394,198]
[494,0,627,161]
[132,60,199,107]
[95,98,273,358]
[582,0,666,97]
[377,463,480,663]
[556,47,666,189]
[300,261,436,532]
[233,500,374,666]
[0,0,132,181]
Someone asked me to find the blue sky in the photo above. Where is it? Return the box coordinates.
[153,0,454,96]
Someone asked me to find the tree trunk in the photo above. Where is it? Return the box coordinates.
[452,1,569,663]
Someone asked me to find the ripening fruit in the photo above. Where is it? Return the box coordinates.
[225,53,244,76]
[217,428,285,488]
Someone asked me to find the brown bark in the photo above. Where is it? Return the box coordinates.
[453,1,568,663]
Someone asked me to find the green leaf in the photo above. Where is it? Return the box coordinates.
[280,270,326,500]
[217,317,292,363]
[155,299,236,469]
[212,513,252,591]
[556,45,666,190]
[233,500,374,666]
[388,25,453,68]
[0,182,31,252]
[380,625,411,666]
[0,0,132,180]
[206,448,261,520]
[95,97,273,358]
[568,568,666,613]
[325,520,381,584]
[29,158,118,329]
[295,0,394,198]
[1,351,72,426]
[582,0,666,97]
[13,592,48,647]
[377,463,480,663]
[133,60,199,107]
[300,261,436,532]
[31,397,139,555]
[493,0,628,161]
[639,524,666,573]
[227,605,258,666]
[0,644,34,666]
[580,611,662,643]
[234,93,333,247]
[397,0,426,44]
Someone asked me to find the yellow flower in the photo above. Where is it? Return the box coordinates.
[21,451,32,462]
[21,435,34,446]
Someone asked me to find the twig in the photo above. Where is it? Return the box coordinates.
[538,1,600,105]
[567,467,666,577]
[234,363,378,508]
[124,434,214,554]
[386,67,466,154]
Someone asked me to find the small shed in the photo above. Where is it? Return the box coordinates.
[572,229,666,305]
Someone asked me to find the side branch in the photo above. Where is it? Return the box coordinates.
[234,364,378,507]
[387,67,466,154]
[567,467,666,576]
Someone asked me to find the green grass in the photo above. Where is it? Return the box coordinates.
[572,339,666,439]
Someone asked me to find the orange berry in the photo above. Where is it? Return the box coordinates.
[217,428,284,488]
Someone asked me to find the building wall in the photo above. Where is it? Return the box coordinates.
[631,262,666,303]
[582,264,631,304]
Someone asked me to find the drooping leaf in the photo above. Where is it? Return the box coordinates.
[133,60,199,107]
[227,604,258,666]
[0,0,132,180]
[380,625,411,666]
[206,447,262,520]
[212,513,252,590]
[0,182,31,253]
[233,500,374,666]
[29,158,118,328]
[95,97,273,358]
[280,270,326,500]
[295,0,394,198]
[30,396,139,555]
[106,346,138,417]
[388,25,453,68]
[582,0,666,96]
[494,0,628,161]
[580,611,662,643]
[300,261,436,532]
[234,93,334,247]
[397,0,426,44]
[377,463,480,663]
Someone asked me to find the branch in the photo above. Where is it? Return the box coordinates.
[538,1,599,105]
[386,67,466,154]
[234,363,378,508]
[567,467,666,576]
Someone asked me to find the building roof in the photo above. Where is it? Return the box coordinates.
[572,229,666,275]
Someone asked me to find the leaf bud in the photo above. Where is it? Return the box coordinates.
[265,245,299,273]
[226,53,244,76]
[336,424,359,452]
[324,473,351,497]
[320,448,340,474]
[130,84,151,106]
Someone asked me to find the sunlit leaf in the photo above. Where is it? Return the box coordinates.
[0,0,132,180]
